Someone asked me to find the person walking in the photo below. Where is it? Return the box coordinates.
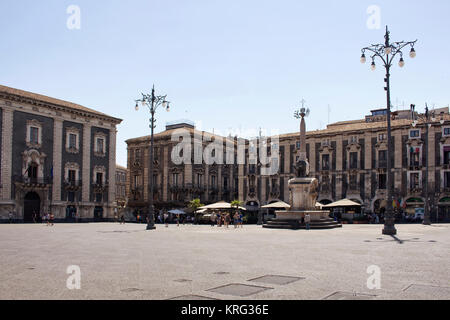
[49,212,54,226]
[239,213,244,228]
[225,213,230,229]
[233,212,239,228]
[176,214,180,227]
[45,213,50,226]
[164,211,169,228]
[210,213,216,227]
[304,214,311,230]
[8,211,13,224]
[120,215,125,224]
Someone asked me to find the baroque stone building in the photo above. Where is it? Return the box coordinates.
[115,164,127,208]
[126,108,450,222]
[0,85,122,222]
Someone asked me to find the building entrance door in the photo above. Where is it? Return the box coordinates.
[24,192,40,222]
[94,206,104,221]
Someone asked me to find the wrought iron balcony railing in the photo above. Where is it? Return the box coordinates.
[13,176,53,185]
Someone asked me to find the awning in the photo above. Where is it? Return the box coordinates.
[323,199,362,208]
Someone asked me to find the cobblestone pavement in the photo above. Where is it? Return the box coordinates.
[0,223,448,300]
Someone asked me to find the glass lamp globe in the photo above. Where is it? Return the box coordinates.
[385,46,392,55]
[399,58,405,68]
[410,48,416,58]
[360,54,366,64]
[135,102,139,111]
[371,62,376,71]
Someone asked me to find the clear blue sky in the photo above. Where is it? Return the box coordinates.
[1,0,449,166]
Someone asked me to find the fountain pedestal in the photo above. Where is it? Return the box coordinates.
[263,177,342,230]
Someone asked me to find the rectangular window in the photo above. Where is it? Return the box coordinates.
[444,128,450,137]
[409,130,420,138]
[296,141,301,149]
[445,172,450,188]
[378,133,387,142]
[349,174,357,189]
[30,127,39,144]
[135,149,141,161]
[410,172,420,189]
[350,152,358,169]
[28,165,38,179]
[96,138,104,153]
[409,147,420,167]
[96,172,103,185]
[378,150,387,168]
[444,146,450,165]
[68,170,76,182]
[322,154,330,170]
[196,173,202,187]
[134,175,140,188]
[211,175,216,187]
[69,134,77,149]
[223,176,228,189]
[173,173,179,186]
[378,174,387,189]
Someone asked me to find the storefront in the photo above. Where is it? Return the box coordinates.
[437,197,450,222]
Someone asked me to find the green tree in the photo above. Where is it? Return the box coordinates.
[231,200,242,213]
[188,198,204,223]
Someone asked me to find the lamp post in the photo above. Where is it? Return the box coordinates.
[361,26,417,235]
[411,104,445,225]
[134,85,171,230]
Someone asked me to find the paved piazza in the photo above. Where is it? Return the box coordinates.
[0,223,449,300]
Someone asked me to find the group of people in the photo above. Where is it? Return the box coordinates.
[40,212,55,226]
[210,211,244,229]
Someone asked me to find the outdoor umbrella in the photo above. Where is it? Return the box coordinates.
[168,209,186,215]
[322,199,361,208]
[199,201,247,211]
[261,201,290,209]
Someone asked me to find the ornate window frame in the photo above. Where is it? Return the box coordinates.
[65,127,80,154]
[93,165,107,185]
[94,132,107,157]
[22,149,46,178]
[26,119,42,148]
[64,162,80,182]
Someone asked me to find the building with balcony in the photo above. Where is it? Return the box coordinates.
[115,164,127,208]
[126,107,450,222]
[0,85,122,222]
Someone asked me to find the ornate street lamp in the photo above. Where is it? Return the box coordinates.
[361,26,417,235]
[134,85,171,230]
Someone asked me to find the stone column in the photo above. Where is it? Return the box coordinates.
[284,142,290,175]
[364,133,372,200]
[261,176,266,204]
[309,138,316,174]
[335,136,343,198]
[184,163,192,201]
[428,126,436,185]
[107,128,117,218]
[162,146,169,201]
[82,123,91,207]
[394,132,403,190]
[1,108,13,200]
[52,119,63,202]
[238,164,244,202]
